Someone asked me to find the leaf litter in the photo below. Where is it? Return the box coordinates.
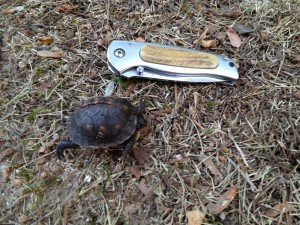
[0,0,299,224]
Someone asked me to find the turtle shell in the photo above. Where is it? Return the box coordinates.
[67,97,138,147]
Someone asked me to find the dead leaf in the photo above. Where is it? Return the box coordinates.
[35,206,43,216]
[199,27,216,48]
[169,154,184,164]
[233,23,254,34]
[200,28,209,40]
[220,8,243,18]
[225,27,241,48]
[79,23,92,31]
[138,178,149,195]
[132,147,150,165]
[206,186,238,215]
[201,39,216,48]
[151,108,172,116]
[37,50,64,59]
[18,215,29,224]
[215,32,227,41]
[37,157,47,165]
[2,167,11,178]
[186,210,205,225]
[125,82,136,96]
[37,37,54,45]
[1,148,15,158]
[13,178,23,186]
[294,90,300,99]
[41,172,47,178]
[2,6,24,14]
[38,81,52,90]
[135,37,145,42]
[55,4,78,13]
[125,166,141,180]
[265,203,295,217]
[218,156,226,162]
[88,68,98,78]
[55,4,87,17]
[97,39,103,47]
[203,158,224,181]
[293,55,300,62]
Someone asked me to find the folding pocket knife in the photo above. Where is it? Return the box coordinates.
[107,40,239,85]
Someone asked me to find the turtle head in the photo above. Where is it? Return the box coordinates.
[135,101,146,115]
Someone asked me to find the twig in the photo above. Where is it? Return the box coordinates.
[116,0,142,21]
[228,158,257,191]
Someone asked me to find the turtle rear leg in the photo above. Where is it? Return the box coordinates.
[56,140,79,157]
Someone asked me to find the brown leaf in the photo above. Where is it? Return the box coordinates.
[2,167,11,178]
[41,172,47,178]
[35,206,43,216]
[203,158,224,181]
[97,39,103,47]
[2,6,24,14]
[88,68,98,78]
[37,157,47,165]
[169,154,184,164]
[38,81,52,90]
[13,178,23,186]
[38,146,48,154]
[132,147,150,165]
[138,178,149,195]
[37,37,54,45]
[151,108,172,116]
[225,27,241,48]
[18,215,29,223]
[215,32,227,41]
[135,37,145,42]
[37,50,64,58]
[79,23,92,31]
[125,83,136,96]
[265,203,295,218]
[125,166,141,180]
[199,27,216,48]
[1,148,15,158]
[200,27,209,40]
[294,90,300,99]
[55,4,78,13]
[294,55,300,62]
[206,186,238,215]
[201,39,216,48]
[186,210,205,225]
[220,8,243,18]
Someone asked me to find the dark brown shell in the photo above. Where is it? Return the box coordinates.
[67,97,138,147]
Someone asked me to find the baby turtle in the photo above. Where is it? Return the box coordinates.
[56,97,146,157]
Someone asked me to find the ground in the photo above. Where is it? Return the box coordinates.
[0,0,299,224]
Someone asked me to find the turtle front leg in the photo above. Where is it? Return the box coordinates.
[122,136,137,158]
[56,140,79,157]
[122,115,148,158]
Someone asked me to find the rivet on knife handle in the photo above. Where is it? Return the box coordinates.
[107,40,239,84]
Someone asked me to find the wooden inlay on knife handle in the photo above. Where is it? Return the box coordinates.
[140,45,218,69]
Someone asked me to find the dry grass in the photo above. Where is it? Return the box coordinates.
[0,0,299,224]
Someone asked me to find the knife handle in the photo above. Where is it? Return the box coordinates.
[140,44,218,69]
